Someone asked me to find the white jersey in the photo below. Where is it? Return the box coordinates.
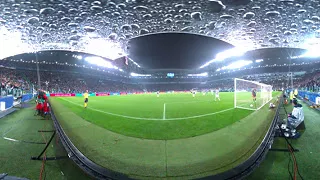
[215,90,219,97]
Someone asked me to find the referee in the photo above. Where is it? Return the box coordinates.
[84,90,89,108]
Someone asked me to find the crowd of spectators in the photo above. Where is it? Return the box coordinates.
[1,67,319,97]
[295,71,320,92]
[0,68,32,96]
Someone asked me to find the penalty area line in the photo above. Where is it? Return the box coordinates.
[60,98,234,121]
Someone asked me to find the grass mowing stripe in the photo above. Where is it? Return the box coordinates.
[60,97,234,121]
[163,103,166,120]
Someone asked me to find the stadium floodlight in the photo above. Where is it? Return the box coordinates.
[217,60,253,72]
[234,78,273,111]
[0,26,33,60]
[84,56,122,72]
[300,48,320,58]
[187,72,208,77]
[84,38,125,60]
[215,47,247,61]
[199,47,249,68]
[130,72,151,77]
[255,59,263,63]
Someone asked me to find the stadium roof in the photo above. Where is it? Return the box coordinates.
[128,33,234,69]
[1,0,320,62]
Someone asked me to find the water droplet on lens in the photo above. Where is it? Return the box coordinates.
[164,18,173,24]
[303,19,314,24]
[108,33,118,40]
[24,9,38,14]
[142,14,152,19]
[92,1,101,6]
[40,7,55,15]
[220,14,233,19]
[131,24,140,30]
[139,29,149,35]
[311,16,320,21]
[68,8,78,14]
[90,6,103,11]
[191,12,202,20]
[206,21,216,30]
[297,9,306,14]
[68,23,79,27]
[69,35,81,41]
[133,6,149,11]
[27,17,39,24]
[61,17,72,21]
[49,24,57,29]
[266,11,280,16]
[181,26,194,31]
[207,0,225,13]
[243,12,255,19]
[84,26,96,32]
[247,21,256,27]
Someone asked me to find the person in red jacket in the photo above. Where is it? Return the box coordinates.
[35,91,44,115]
[42,93,49,117]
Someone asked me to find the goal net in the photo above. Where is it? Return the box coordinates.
[234,78,273,110]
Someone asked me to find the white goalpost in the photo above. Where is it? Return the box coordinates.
[234,78,273,111]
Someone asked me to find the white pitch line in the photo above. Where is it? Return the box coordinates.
[3,137,19,142]
[165,100,213,105]
[60,98,234,121]
[163,103,166,120]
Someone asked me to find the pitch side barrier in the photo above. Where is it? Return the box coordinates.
[200,95,283,180]
[49,102,130,180]
[298,91,320,104]
[49,95,282,180]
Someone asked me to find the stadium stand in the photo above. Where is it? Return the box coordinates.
[1,67,320,95]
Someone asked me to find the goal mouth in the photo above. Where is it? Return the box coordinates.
[234,78,273,111]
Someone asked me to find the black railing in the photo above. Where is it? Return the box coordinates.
[49,103,130,180]
[200,95,283,180]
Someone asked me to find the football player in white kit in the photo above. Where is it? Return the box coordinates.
[157,91,160,97]
[215,89,220,101]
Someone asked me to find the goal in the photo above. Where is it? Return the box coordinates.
[234,78,273,110]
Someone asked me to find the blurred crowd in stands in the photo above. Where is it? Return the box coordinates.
[0,68,31,97]
[1,67,319,97]
[296,71,320,92]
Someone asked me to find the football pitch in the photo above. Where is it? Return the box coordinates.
[54,92,273,140]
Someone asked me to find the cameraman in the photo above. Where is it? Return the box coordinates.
[287,99,304,131]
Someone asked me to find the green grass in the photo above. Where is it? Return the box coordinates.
[0,102,88,180]
[246,101,320,180]
[53,92,259,140]
[49,92,280,178]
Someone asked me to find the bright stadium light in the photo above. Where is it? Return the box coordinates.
[217,60,253,71]
[300,47,320,58]
[255,59,263,63]
[84,56,122,71]
[0,26,34,59]
[215,47,247,61]
[84,38,125,60]
[199,47,250,68]
[187,72,208,77]
[130,72,151,77]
